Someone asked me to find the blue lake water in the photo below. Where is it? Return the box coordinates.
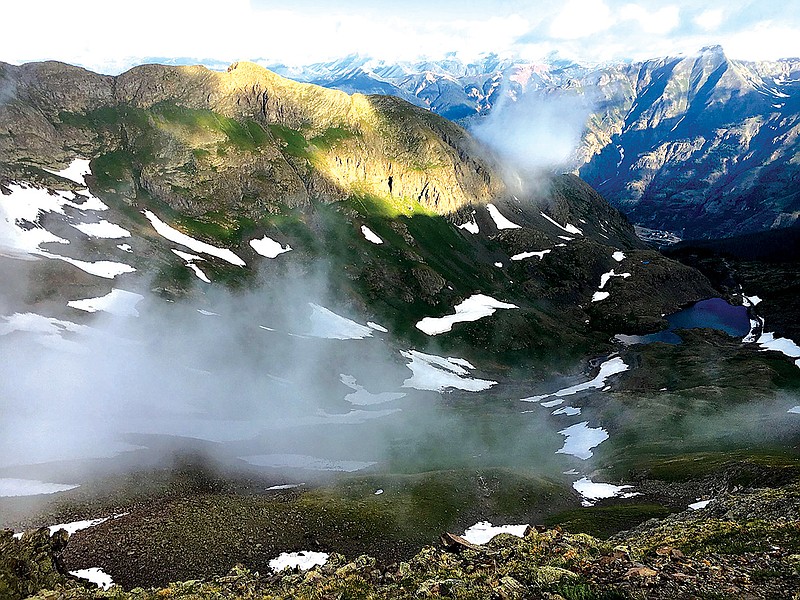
[617,298,751,345]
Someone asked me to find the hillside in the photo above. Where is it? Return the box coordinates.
[0,59,713,359]
[5,478,800,599]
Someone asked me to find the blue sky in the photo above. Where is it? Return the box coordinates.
[2,0,798,73]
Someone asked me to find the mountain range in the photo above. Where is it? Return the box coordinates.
[273,47,800,240]
[1,58,799,596]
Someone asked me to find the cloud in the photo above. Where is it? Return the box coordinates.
[548,0,615,40]
[620,4,681,35]
[694,8,724,32]
[470,84,595,187]
[1,0,799,73]
[721,21,800,61]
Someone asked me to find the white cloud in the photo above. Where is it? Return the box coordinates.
[694,9,724,31]
[0,1,528,73]
[721,21,800,61]
[549,0,615,40]
[0,1,798,72]
[619,4,681,35]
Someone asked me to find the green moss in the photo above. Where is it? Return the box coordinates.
[268,124,311,158]
[91,150,135,188]
[150,103,268,152]
[545,504,673,539]
[310,126,357,151]
[348,190,434,219]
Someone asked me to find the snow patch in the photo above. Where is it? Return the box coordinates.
[40,252,135,279]
[486,204,521,229]
[612,251,626,262]
[573,477,634,506]
[307,303,373,340]
[462,521,528,545]
[743,295,762,307]
[416,294,518,335]
[0,312,88,351]
[592,291,610,302]
[401,350,495,392]
[533,357,629,400]
[511,250,551,261]
[171,249,210,283]
[43,158,92,186]
[68,289,143,317]
[144,210,246,266]
[70,568,114,590]
[457,218,479,234]
[116,243,132,253]
[552,406,581,416]
[757,332,800,357]
[187,263,211,283]
[340,374,406,406]
[250,235,292,258]
[788,406,800,414]
[270,551,329,572]
[541,399,564,408]
[599,270,631,289]
[689,499,712,510]
[367,321,388,332]
[360,225,383,245]
[540,212,583,235]
[557,422,609,460]
[266,483,305,491]
[43,513,128,537]
[0,478,79,497]
[72,220,131,239]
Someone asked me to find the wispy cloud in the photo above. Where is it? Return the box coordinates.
[1,0,798,73]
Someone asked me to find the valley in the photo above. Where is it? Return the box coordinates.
[0,59,799,599]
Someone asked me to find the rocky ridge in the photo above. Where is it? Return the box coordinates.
[0,60,500,216]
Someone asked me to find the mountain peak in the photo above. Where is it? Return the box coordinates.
[698,45,726,58]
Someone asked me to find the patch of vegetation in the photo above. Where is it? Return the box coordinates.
[268,124,311,158]
[310,126,357,151]
[546,504,673,539]
[347,190,434,219]
[129,103,270,153]
[91,150,135,189]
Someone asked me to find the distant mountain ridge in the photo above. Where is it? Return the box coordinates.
[273,48,800,239]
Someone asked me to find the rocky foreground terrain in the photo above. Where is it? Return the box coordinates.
[3,478,800,599]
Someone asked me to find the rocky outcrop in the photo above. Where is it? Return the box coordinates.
[0,528,71,600]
